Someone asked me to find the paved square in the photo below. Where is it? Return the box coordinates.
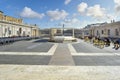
[0,38,120,80]
[26,43,54,52]
[0,41,54,52]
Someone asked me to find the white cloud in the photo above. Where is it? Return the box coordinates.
[114,0,120,14]
[20,7,45,19]
[114,0,120,5]
[72,13,78,17]
[116,5,120,11]
[64,18,80,24]
[64,18,71,23]
[47,9,69,21]
[86,5,106,19]
[115,5,120,13]
[77,2,88,14]
[77,3,107,20]
[62,18,81,28]
[106,14,116,20]
[64,0,71,5]
[71,18,80,23]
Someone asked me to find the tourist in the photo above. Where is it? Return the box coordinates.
[113,39,120,50]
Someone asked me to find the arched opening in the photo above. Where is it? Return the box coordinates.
[19,28,22,37]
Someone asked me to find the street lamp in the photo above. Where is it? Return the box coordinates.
[63,24,64,36]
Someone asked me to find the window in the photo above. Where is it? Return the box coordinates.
[19,28,22,34]
[9,30,11,35]
[97,30,99,36]
[101,30,104,34]
[17,31,19,35]
[108,29,110,35]
[115,29,119,36]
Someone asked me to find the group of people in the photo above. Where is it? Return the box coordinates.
[92,37,110,48]
[113,39,120,50]
[84,36,120,50]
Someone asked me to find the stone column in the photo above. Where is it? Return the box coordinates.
[50,29,54,41]
[1,25,3,37]
[72,28,74,38]
[63,24,64,36]
[31,27,33,37]
[0,24,1,37]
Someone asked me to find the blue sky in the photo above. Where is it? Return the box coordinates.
[0,0,120,29]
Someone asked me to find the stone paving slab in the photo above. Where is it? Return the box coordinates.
[0,55,51,65]
[0,40,54,52]
[73,55,120,66]
[0,43,54,52]
[26,43,54,52]
[72,43,109,53]
[73,39,120,53]
[0,44,58,55]
[0,65,120,80]
[49,44,75,66]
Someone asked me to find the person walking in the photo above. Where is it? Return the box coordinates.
[113,39,120,50]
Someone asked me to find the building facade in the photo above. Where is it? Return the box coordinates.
[0,11,40,37]
[81,21,120,39]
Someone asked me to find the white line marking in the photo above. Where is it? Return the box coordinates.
[71,53,120,56]
[0,52,53,56]
[68,44,77,53]
[47,43,58,55]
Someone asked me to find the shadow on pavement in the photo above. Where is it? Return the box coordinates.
[33,39,48,43]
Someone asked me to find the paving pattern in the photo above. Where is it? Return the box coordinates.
[0,39,120,66]
[0,38,120,80]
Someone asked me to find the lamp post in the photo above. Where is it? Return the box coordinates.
[72,28,75,38]
[31,27,33,37]
[63,24,64,36]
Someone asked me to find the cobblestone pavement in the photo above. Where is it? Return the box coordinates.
[0,39,120,80]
